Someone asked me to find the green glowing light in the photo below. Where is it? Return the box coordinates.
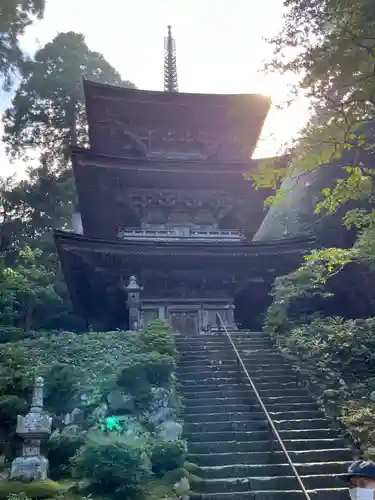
[104,416,122,431]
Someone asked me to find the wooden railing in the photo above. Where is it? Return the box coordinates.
[117,227,244,241]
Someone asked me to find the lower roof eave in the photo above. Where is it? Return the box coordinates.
[54,230,317,257]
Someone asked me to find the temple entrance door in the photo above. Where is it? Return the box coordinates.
[169,311,198,334]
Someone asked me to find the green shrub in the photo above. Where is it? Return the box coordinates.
[139,321,176,357]
[0,328,24,344]
[0,480,62,499]
[0,396,27,427]
[150,440,187,477]
[46,434,87,480]
[72,437,150,500]
[144,352,175,386]
[117,352,175,394]
[43,363,79,413]
[116,356,150,401]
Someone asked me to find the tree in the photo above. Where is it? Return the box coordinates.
[0,246,64,330]
[3,31,135,166]
[249,0,375,221]
[0,0,45,90]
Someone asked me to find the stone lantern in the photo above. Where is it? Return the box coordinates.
[10,376,52,481]
[125,275,143,331]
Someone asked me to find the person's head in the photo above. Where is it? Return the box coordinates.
[344,461,375,500]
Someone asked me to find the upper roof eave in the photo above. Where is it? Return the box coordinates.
[70,146,290,170]
[83,79,272,106]
[54,230,316,255]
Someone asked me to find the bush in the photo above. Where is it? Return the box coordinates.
[0,480,62,499]
[139,321,176,357]
[150,440,187,477]
[72,437,150,500]
[43,363,79,413]
[117,352,175,394]
[0,396,27,428]
[46,434,87,480]
[0,327,24,344]
[266,312,375,454]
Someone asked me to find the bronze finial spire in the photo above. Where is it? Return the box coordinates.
[164,25,178,92]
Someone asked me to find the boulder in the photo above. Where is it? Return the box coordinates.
[158,420,183,441]
[146,387,178,426]
[149,406,174,426]
[61,424,80,437]
[174,477,190,496]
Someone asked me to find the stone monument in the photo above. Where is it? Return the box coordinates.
[10,376,52,481]
[125,275,143,331]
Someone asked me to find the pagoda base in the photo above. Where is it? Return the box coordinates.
[141,298,235,334]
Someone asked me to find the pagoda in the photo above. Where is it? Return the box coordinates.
[54,26,316,332]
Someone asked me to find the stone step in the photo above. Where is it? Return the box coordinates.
[177,328,352,500]
[177,341,272,349]
[179,370,298,387]
[181,373,298,385]
[185,418,332,434]
[199,461,350,480]
[178,368,293,379]
[183,395,315,407]
[198,473,345,493]
[176,361,293,374]
[179,353,285,363]
[190,448,352,466]
[177,346,277,354]
[199,489,348,500]
[185,428,339,443]
[184,410,323,424]
[182,384,307,396]
[189,438,347,454]
[178,361,284,371]
[178,356,284,365]
[182,388,254,399]
[183,401,319,414]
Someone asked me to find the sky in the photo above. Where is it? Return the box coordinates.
[1,0,311,177]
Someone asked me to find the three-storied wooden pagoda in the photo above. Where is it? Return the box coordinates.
[54,28,316,331]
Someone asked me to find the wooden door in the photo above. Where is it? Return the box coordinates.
[170,311,198,334]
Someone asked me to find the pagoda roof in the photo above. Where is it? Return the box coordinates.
[83,80,271,161]
[54,230,316,323]
[71,146,288,171]
[71,147,287,240]
[55,230,316,258]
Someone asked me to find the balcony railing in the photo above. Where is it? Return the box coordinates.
[117,227,245,242]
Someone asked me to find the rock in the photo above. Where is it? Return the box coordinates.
[50,429,61,439]
[71,407,84,424]
[370,391,375,402]
[63,412,72,426]
[61,424,80,437]
[174,477,190,496]
[149,406,174,426]
[107,390,134,412]
[91,403,108,421]
[146,387,178,426]
[158,420,183,441]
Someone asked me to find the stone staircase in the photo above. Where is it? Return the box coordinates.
[175,327,353,500]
